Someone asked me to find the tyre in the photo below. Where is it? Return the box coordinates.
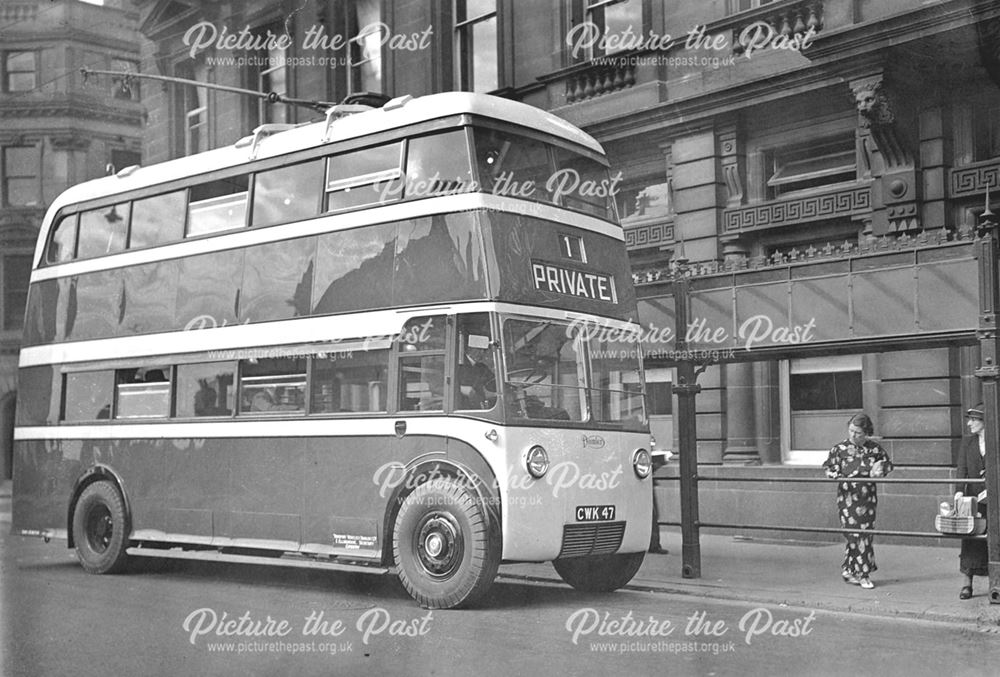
[552,551,645,592]
[392,478,500,609]
[72,480,131,574]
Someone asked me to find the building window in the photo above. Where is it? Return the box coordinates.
[569,0,642,61]
[2,253,32,331]
[251,22,290,125]
[174,61,208,156]
[3,51,37,92]
[455,0,498,93]
[727,0,777,13]
[349,0,382,94]
[767,134,856,199]
[619,177,672,226]
[2,145,41,207]
[781,355,863,465]
[973,104,1000,162]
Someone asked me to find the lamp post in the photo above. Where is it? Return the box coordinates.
[974,187,1000,603]
[671,243,702,578]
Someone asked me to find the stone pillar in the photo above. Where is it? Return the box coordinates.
[723,361,760,464]
[753,361,781,464]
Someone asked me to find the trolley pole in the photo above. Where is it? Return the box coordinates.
[671,249,702,578]
[974,194,1000,603]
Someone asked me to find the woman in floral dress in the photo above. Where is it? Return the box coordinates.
[822,413,893,589]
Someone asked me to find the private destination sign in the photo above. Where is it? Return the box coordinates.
[531,261,617,302]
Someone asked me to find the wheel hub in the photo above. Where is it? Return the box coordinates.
[85,504,113,553]
[415,512,462,578]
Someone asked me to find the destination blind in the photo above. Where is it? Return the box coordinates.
[531,261,617,303]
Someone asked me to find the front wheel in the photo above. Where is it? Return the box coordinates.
[72,480,131,574]
[553,551,645,592]
[393,478,500,609]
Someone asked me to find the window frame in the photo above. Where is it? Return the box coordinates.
[3,50,38,92]
[174,60,209,157]
[395,314,450,414]
[348,0,383,95]
[568,0,645,62]
[766,135,858,200]
[726,0,778,14]
[454,0,501,93]
[780,355,863,466]
[2,143,42,208]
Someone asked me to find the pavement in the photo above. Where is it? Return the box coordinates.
[499,527,1000,628]
[2,480,997,627]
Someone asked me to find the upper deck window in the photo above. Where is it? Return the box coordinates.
[404,130,476,198]
[45,214,78,265]
[187,175,249,236]
[475,128,553,201]
[325,142,403,212]
[77,202,130,259]
[130,190,186,249]
[473,128,616,222]
[252,159,324,227]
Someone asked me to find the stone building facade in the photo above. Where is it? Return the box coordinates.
[0,0,144,479]
[129,0,1000,540]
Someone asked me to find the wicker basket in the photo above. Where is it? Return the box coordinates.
[935,515,986,536]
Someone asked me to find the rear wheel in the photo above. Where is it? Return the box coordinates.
[553,551,645,592]
[72,480,131,574]
[393,478,500,609]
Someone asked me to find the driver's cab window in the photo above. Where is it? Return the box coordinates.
[455,313,497,411]
[397,315,446,412]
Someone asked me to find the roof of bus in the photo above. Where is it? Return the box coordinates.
[44,92,605,218]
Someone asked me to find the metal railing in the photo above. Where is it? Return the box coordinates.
[654,474,987,539]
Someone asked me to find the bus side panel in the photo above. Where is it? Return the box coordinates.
[12,439,78,535]
[218,436,305,546]
[445,437,501,515]
[301,434,398,555]
[114,438,169,535]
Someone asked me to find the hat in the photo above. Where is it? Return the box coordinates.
[967,404,984,421]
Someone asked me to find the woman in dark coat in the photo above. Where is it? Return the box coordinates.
[956,405,988,600]
[823,413,893,589]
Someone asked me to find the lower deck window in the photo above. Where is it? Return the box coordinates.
[311,347,388,413]
[176,362,235,417]
[240,357,306,413]
[115,367,171,419]
[63,371,113,421]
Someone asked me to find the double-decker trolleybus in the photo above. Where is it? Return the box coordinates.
[12,92,651,609]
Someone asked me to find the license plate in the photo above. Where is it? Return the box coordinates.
[575,505,616,522]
